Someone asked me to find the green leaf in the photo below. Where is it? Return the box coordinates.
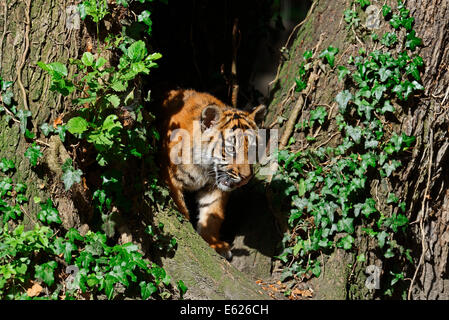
[338,217,354,234]
[81,52,95,67]
[0,158,15,173]
[95,57,107,69]
[40,123,54,136]
[338,235,354,250]
[389,14,402,29]
[107,94,120,108]
[380,100,395,114]
[16,109,32,134]
[372,83,387,100]
[138,10,153,34]
[377,231,389,248]
[337,66,350,81]
[381,32,398,47]
[303,50,313,60]
[37,198,62,225]
[387,193,399,204]
[319,46,339,67]
[35,261,58,286]
[382,5,392,17]
[127,41,147,62]
[309,106,327,126]
[177,280,188,299]
[406,30,422,51]
[345,125,362,144]
[25,143,43,166]
[357,0,370,9]
[140,281,157,300]
[67,116,89,135]
[336,90,353,113]
[61,159,83,191]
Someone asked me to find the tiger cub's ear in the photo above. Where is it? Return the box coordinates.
[249,104,266,126]
[201,104,221,131]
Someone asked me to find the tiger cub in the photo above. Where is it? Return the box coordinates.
[159,89,265,260]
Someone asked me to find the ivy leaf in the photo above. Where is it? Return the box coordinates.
[377,231,389,248]
[35,261,58,286]
[336,90,353,113]
[2,90,13,106]
[387,193,399,204]
[37,198,62,225]
[380,100,395,114]
[357,0,370,9]
[140,281,157,300]
[177,280,188,299]
[25,143,43,166]
[309,106,327,126]
[40,123,54,136]
[16,109,32,134]
[382,160,401,177]
[303,50,313,60]
[406,30,422,51]
[378,67,392,82]
[381,32,398,47]
[62,159,83,191]
[372,83,387,100]
[0,158,15,173]
[382,5,392,17]
[337,66,350,81]
[338,235,354,250]
[66,228,84,243]
[345,125,362,144]
[389,14,402,29]
[338,217,355,234]
[319,46,339,68]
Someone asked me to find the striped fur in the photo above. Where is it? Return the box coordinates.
[159,89,265,259]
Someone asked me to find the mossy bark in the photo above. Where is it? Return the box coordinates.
[266,0,449,299]
[156,210,270,300]
[0,0,81,229]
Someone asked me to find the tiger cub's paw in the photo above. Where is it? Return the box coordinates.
[210,241,233,261]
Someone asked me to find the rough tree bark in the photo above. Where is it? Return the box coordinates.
[0,0,84,230]
[266,0,449,299]
[0,0,270,300]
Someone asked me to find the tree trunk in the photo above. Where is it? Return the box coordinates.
[0,0,83,229]
[266,0,449,299]
[0,0,270,300]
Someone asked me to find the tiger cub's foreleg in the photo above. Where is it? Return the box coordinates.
[165,168,190,219]
[196,189,232,260]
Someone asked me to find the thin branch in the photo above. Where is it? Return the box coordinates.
[16,0,32,111]
[408,128,433,300]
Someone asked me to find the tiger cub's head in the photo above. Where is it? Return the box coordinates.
[199,104,266,192]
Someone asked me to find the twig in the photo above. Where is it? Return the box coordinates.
[35,139,51,147]
[16,0,32,110]
[266,34,325,183]
[231,18,240,107]
[278,34,324,149]
[407,128,433,300]
[0,1,8,68]
[0,102,20,124]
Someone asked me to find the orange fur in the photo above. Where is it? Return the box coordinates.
[159,89,264,259]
